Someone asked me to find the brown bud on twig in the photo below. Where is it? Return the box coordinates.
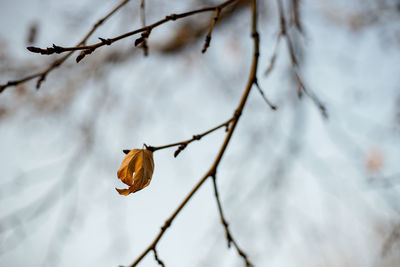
[27,44,63,55]
[135,30,151,47]
[98,37,112,45]
[76,51,86,63]
[36,74,46,89]
[27,46,42,53]
[0,84,6,93]
[135,37,145,46]
[174,143,187,157]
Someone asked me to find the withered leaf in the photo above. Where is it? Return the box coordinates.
[116,149,155,196]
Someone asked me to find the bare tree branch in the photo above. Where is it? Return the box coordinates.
[121,0,260,266]
[128,117,234,157]
[254,78,277,110]
[276,0,327,118]
[138,0,148,55]
[26,0,238,62]
[202,7,222,53]
[264,32,282,76]
[211,175,253,266]
[0,0,131,93]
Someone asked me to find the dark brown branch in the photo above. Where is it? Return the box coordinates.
[276,0,327,118]
[27,0,237,63]
[202,7,222,53]
[152,248,165,267]
[254,78,277,110]
[0,0,131,93]
[211,175,253,266]
[122,1,259,266]
[123,118,234,157]
[146,117,233,157]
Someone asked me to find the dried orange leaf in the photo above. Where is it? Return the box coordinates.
[116,149,155,196]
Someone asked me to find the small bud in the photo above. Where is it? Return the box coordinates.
[76,52,85,63]
[99,37,112,45]
[135,37,144,46]
[174,149,181,158]
[27,46,41,53]
[52,44,63,53]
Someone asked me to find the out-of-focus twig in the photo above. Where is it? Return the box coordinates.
[264,32,282,76]
[26,0,237,63]
[254,78,277,110]
[0,0,131,93]
[381,224,400,257]
[276,0,327,118]
[139,0,148,56]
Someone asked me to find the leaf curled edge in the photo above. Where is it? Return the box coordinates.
[116,149,155,196]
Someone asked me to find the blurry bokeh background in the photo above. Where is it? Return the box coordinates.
[1,0,400,266]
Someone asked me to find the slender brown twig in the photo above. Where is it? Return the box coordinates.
[126,117,234,157]
[202,7,222,53]
[0,0,131,93]
[122,1,260,266]
[276,0,327,118]
[26,0,237,63]
[152,248,165,267]
[211,175,253,266]
[254,78,277,110]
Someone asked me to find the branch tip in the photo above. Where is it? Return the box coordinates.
[98,37,112,45]
[152,248,165,267]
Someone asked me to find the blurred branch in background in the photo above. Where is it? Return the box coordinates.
[0,0,131,92]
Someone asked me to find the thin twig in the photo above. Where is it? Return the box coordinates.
[290,0,303,32]
[135,118,233,157]
[122,1,259,266]
[264,32,282,76]
[0,0,131,93]
[26,0,237,63]
[152,248,165,267]
[211,175,253,266]
[276,0,327,118]
[140,0,146,27]
[254,78,277,110]
[202,7,222,53]
[294,70,327,117]
[381,224,400,257]
[139,0,148,56]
